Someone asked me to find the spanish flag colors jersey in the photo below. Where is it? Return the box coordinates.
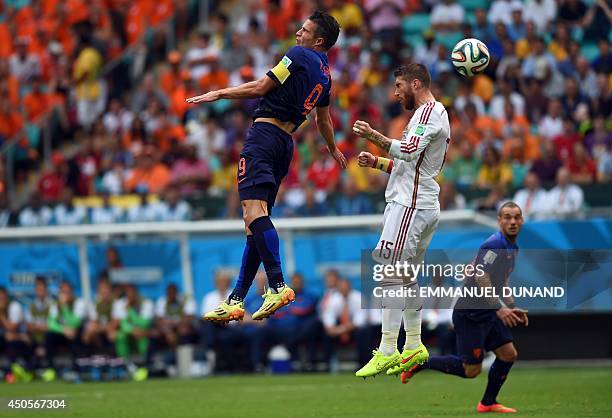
[255,46,332,131]
[387,101,450,209]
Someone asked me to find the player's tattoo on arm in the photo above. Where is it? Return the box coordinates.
[474,271,502,309]
[365,130,393,152]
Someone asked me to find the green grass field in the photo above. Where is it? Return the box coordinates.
[1,367,611,417]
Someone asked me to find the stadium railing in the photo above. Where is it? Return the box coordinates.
[0,210,493,302]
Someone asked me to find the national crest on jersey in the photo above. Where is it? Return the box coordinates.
[386,101,451,209]
[256,46,332,131]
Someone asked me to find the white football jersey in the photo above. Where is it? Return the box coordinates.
[387,101,450,209]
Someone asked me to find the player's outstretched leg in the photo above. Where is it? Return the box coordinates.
[400,355,468,383]
[203,236,260,323]
[248,215,295,320]
[387,308,429,375]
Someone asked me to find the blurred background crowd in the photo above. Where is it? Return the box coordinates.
[0,0,610,228]
[0,265,455,379]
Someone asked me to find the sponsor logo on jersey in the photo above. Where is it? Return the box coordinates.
[415,125,425,136]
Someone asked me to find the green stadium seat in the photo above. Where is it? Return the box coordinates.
[460,0,489,12]
[581,42,600,62]
[403,33,425,48]
[465,11,477,26]
[402,13,430,36]
[435,32,463,50]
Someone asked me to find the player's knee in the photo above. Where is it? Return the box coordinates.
[464,364,481,378]
[498,347,518,362]
[242,200,268,226]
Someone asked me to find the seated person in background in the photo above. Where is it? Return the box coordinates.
[284,273,321,371]
[90,191,124,224]
[321,278,369,370]
[512,172,548,220]
[109,285,153,380]
[18,195,53,227]
[126,193,159,223]
[545,167,584,219]
[156,187,191,222]
[82,277,115,355]
[25,277,56,372]
[477,146,512,190]
[0,287,30,380]
[153,283,197,350]
[251,273,321,372]
[45,281,88,380]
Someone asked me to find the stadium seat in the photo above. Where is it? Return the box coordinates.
[460,0,489,12]
[581,42,600,62]
[402,13,430,36]
[403,33,425,48]
[436,32,464,50]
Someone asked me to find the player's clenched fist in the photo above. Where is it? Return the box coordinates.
[358,151,375,167]
[353,120,373,139]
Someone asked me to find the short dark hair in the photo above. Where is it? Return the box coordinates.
[498,201,522,217]
[35,276,47,286]
[394,64,431,87]
[308,11,340,51]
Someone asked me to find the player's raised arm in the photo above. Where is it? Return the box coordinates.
[352,120,396,152]
[354,112,440,163]
[186,75,277,103]
[316,105,346,168]
[357,151,394,173]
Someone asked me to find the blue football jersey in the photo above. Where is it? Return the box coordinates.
[254,46,332,131]
[474,231,519,289]
[456,231,519,312]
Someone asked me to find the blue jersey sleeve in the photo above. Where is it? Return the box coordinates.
[316,79,331,107]
[267,46,305,85]
[475,245,502,277]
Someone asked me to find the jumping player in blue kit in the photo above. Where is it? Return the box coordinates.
[187,11,346,323]
[400,202,529,414]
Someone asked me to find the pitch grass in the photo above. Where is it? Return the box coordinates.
[1,367,611,418]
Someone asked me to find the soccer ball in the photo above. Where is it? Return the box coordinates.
[450,38,490,77]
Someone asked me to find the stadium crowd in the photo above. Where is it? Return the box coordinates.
[0,268,456,380]
[0,0,610,227]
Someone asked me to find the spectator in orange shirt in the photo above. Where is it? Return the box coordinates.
[150,0,174,27]
[267,0,290,40]
[170,70,197,120]
[0,59,20,108]
[457,102,502,146]
[65,0,90,26]
[23,76,51,122]
[0,22,12,58]
[159,50,182,98]
[125,0,148,45]
[199,58,229,91]
[334,69,360,111]
[0,98,23,142]
[153,114,186,153]
[499,102,540,162]
[124,147,171,194]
